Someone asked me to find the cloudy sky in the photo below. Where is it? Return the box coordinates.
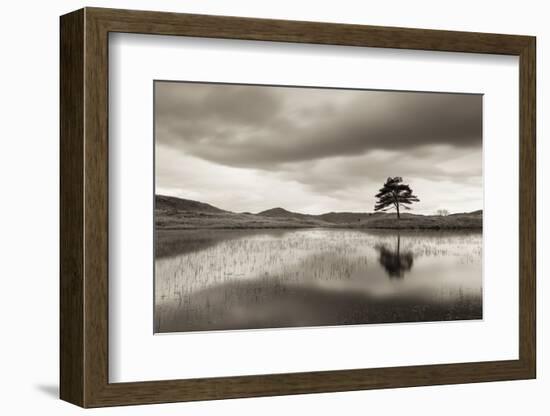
[155,81,482,215]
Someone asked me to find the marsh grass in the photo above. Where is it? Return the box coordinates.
[155,229,482,333]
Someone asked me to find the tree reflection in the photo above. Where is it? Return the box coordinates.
[375,234,414,278]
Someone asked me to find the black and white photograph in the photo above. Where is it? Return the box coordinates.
[154,81,483,333]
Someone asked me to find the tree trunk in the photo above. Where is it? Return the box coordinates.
[396,204,400,220]
[397,234,401,254]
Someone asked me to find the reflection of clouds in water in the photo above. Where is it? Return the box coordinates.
[155,229,482,332]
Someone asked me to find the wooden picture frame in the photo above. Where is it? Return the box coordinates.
[60,7,536,408]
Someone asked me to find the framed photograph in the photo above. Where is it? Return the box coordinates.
[60,7,536,407]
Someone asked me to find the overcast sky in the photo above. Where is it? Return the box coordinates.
[155,81,482,215]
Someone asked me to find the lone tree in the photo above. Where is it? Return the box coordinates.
[374,177,419,220]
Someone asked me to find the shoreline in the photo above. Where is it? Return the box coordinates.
[156,224,483,231]
[155,195,482,232]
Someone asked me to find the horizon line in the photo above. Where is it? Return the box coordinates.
[155,193,483,217]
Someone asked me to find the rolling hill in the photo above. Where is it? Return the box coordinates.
[156,194,227,213]
[155,195,482,230]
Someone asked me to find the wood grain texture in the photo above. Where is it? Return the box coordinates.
[518,38,536,375]
[59,8,84,407]
[59,7,537,408]
[83,11,110,406]
[89,7,532,54]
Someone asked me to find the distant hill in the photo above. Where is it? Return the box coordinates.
[258,207,313,220]
[155,194,482,230]
[155,195,330,229]
[259,207,297,217]
[455,210,483,216]
[156,195,226,213]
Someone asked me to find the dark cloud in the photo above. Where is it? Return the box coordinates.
[155,81,483,214]
[156,82,281,126]
[155,81,482,170]
[279,146,482,194]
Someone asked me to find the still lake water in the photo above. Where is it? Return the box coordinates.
[155,228,482,333]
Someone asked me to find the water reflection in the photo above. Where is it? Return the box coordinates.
[155,228,482,333]
[375,234,414,279]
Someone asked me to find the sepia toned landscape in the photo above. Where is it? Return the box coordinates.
[155,194,482,232]
[154,81,483,333]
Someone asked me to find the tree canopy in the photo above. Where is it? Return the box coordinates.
[374,177,419,219]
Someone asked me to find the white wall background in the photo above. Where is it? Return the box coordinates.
[0,0,545,414]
